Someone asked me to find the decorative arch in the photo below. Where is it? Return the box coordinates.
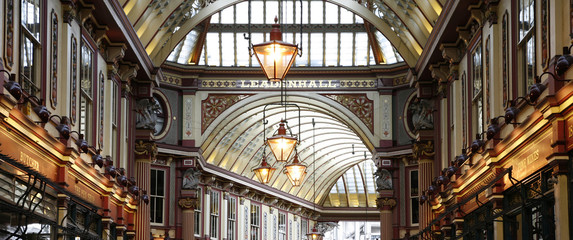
[198,92,377,203]
[146,0,421,66]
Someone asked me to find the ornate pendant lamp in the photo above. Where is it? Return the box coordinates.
[306,227,323,240]
[266,119,297,162]
[252,17,298,82]
[253,155,276,184]
[284,151,306,186]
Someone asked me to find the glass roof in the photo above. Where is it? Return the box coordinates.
[200,94,375,206]
[166,0,404,67]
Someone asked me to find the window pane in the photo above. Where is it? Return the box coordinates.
[266,1,279,24]
[295,34,309,66]
[324,3,338,24]
[340,33,353,66]
[310,33,323,66]
[221,6,234,24]
[309,1,323,24]
[235,3,248,24]
[206,33,221,66]
[324,33,338,66]
[295,0,309,24]
[355,33,368,66]
[221,33,235,66]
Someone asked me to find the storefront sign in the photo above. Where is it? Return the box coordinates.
[567,116,573,150]
[0,131,58,181]
[70,180,102,206]
[509,131,552,181]
[200,79,376,89]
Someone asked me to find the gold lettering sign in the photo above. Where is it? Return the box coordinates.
[19,152,40,171]
[568,116,573,151]
[202,80,376,89]
[74,184,96,205]
[510,133,551,181]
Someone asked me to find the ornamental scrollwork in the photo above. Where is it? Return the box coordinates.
[376,197,397,210]
[412,140,435,159]
[134,140,158,159]
[178,197,199,209]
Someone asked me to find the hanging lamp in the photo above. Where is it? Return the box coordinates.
[284,151,306,186]
[267,119,297,162]
[251,17,298,82]
[253,155,276,184]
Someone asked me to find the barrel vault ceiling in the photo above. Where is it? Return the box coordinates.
[119,0,443,207]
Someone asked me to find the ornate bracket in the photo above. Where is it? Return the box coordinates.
[178,197,199,209]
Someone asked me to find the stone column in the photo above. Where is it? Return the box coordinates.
[376,196,396,240]
[552,160,570,240]
[179,196,199,240]
[57,195,70,240]
[133,140,157,240]
[413,141,435,233]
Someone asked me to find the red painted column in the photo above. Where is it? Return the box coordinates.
[376,196,396,240]
[133,140,156,240]
[413,141,435,235]
[179,197,198,240]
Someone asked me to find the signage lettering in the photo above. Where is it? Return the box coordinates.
[238,80,341,88]
[74,185,96,204]
[19,152,40,171]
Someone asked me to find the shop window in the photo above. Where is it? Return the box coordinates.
[504,175,555,240]
[210,190,220,239]
[279,212,286,240]
[301,219,308,240]
[195,187,203,237]
[251,204,260,240]
[151,169,166,224]
[20,0,42,97]
[79,40,94,139]
[111,81,119,160]
[228,196,237,240]
[410,170,419,225]
[463,204,493,240]
[471,42,484,137]
[518,0,535,95]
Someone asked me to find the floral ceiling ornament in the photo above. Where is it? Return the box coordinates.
[322,94,374,132]
[201,94,252,133]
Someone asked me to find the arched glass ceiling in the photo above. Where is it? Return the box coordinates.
[201,95,375,206]
[166,0,404,67]
[326,160,376,207]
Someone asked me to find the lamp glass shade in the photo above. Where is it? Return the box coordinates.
[284,155,306,186]
[252,41,298,82]
[253,157,276,184]
[267,121,297,162]
[306,228,322,240]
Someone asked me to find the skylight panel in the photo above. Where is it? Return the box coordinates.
[345,168,357,193]
[251,1,265,24]
[221,33,235,66]
[310,33,323,66]
[325,3,338,24]
[206,33,221,66]
[221,7,234,23]
[295,0,309,24]
[211,12,220,24]
[375,31,404,64]
[265,1,279,23]
[177,30,199,64]
[339,33,353,66]
[324,33,338,66]
[339,8,354,24]
[235,2,248,24]
[309,1,323,24]
[354,33,368,66]
[295,34,309,66]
